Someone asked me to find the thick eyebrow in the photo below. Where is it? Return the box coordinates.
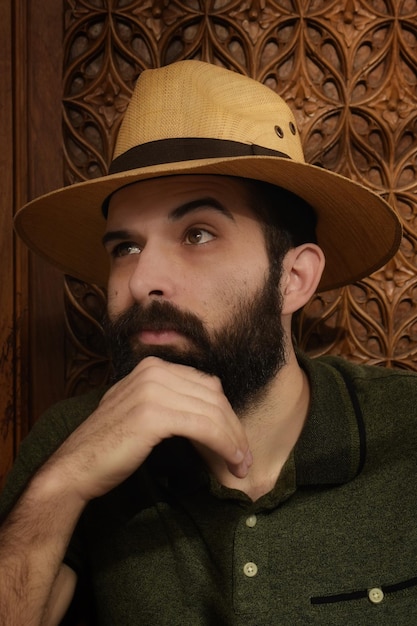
[102,197,235,248]
[168,197,235,222]
[102,229,133,248]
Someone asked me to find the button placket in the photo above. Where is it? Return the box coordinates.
[233,511,270,614]
[243,514,258,578]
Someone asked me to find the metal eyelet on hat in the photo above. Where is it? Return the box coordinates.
[289,121,297,135]
[274,125,284,138]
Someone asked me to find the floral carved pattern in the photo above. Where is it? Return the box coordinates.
[63,0,417,395]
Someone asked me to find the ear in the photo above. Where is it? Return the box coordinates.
[280,244,325,315]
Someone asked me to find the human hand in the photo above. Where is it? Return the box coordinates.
[49,356,251,503]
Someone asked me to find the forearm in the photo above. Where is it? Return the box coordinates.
[0,465,85,625]
[0,357,251,623]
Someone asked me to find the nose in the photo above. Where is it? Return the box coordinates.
[128,242,177,303]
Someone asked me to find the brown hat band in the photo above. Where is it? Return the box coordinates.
[108,138,291,174]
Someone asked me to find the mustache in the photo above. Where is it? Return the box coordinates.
[103,300,212,351]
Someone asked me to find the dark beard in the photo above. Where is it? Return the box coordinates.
[103,269,286,415]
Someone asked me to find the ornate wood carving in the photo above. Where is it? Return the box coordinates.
[64,277,109,396]
[62,0,417,395]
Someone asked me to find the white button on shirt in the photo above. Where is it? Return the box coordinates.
[243,562,258,577]
[245,515,257,528]
[368,587,384,604]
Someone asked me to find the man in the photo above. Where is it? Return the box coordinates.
[0,61,415,625]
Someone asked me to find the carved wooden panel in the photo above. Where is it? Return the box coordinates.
[62,0,417,395]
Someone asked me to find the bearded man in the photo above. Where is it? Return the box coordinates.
[1,61,416,626]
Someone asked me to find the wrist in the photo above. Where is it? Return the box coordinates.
[28,456,89,519]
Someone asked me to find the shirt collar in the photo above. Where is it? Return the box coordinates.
[294,352,364,486]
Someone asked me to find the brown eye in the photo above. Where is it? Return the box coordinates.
[184,228,214,245]
[112,242,142,257]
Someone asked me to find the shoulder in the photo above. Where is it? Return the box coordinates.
[0,387,107,520]
[301,352,417,429]
[27,386,108,449]
[313,354,417,394]
[302,351,417,389]
[298,353,417,476]
[40,386,108,429]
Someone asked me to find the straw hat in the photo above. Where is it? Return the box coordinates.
[14,60,401,291]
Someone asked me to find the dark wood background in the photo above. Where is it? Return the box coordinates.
[2,0,417,491]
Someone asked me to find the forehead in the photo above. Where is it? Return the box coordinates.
[106,174,257,223]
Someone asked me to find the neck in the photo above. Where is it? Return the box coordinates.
[198,347,310,501]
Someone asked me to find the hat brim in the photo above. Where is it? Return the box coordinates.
[14,154,402,292]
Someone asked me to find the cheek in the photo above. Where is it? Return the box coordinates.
[106,273,131,318]
[201,267,269,323]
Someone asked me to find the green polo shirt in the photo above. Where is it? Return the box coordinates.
[1,354,417,624]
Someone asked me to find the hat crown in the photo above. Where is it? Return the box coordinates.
[113,60,305,164]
